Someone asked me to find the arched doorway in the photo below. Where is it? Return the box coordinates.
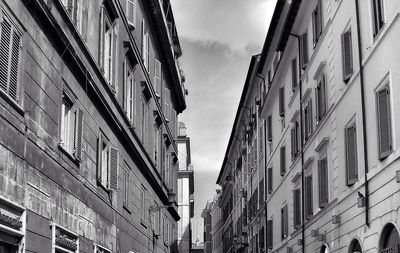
[349,239,362,253]
[320,244,329,253]
[379,223,400,253]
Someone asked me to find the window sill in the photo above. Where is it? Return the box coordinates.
[123,204,131,214]
[127,22,136,30]
[140,219,148,228]
[0,89,24,116]
[97,180,111,193]
[58,144,79,166]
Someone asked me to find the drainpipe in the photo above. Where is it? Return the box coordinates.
[289,32,305,253]
[355,0,370,227]
[256,73,267,252]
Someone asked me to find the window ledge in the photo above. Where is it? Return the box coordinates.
[123,204,132,214]
[58,144,79,165]
[141,219,148,228]
[0,89,24,116]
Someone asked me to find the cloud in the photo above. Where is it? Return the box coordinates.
[171,0,275,53]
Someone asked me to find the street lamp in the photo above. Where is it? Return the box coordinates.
[149,190,176,213]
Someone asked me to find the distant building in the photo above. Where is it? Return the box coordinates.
[202,201,213,253]
[0,0,186,252]
[210,190,223,253]
[177,122,195,252]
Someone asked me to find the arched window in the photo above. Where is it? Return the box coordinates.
[379,223,400,252]
[349,239,362,253]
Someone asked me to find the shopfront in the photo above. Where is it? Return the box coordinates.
[0,196,25,253]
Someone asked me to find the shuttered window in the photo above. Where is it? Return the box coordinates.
[291,121,300,161]
[305,175,313,219]
[281,204,288,240]
[141,20,150,72]
[123,58,136,124]
[140,187,146,221]
[267,69,272,88]
[267,115,272,142]
[267,167,273,194]
[293,189,301,229]
[376,85,392,159]
[267,219,273,249]
[280,146,286,176]
[300,32,309,69]
[154,59,162,95]
[60,92,84,162]
[164,87,171,122]
[318,157,329,208]
[126,0,136,28]
[97,132,118,190]
[312,0,323,46]
[279,87,285,117]
[259,178,264,203]
[345,124,358,185]
[123,162,131,210]
[291,58,298,91]
[372,0,384,37]
[304,99,313,142]
[0,15,21,102]
[316,74,327,122]
[342,29,353,82]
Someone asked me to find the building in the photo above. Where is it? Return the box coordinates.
[177,122,195,252]
[202,201,213,253]
[217,0,400,252]
[0,0,186,252]
[210,190,223,253]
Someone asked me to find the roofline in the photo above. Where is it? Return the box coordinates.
[216,54,260,184]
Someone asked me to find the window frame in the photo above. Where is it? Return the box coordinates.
[305,174,313,220]
[312,0,323,47]
[376,83,392,160]
[345,121,358,185]
[371,0,385,38]
[341,27,353,82]
[126,0,136,29]
[318,154,329,208]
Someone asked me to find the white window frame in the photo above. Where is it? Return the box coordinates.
[60,91,75,155]
[93,244,111,253]
[51,222,79,253]
[126,0,136,29]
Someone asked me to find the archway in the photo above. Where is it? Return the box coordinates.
[379,223,400,252]
[320,244,329,253]
[349,238,362,253]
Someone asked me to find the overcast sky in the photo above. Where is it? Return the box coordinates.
[171,0,276,240]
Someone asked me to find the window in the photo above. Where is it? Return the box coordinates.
[305,175,313,219]
[51,223,79,253]
[267,69,272,88]
[123,58,136,124]
[281,204,288,240]
[163,216,169,245]
[94,244,111,253]
[279,87,285,117]
[291,120,300,160]
[345,123,358,185]
[267,167,273,194]
[259,178,264,203]
[61,0,88,40]
[0,13,21,102]
[154,59,161,95]
[97,132,118,190]
[99,4,117,88]
[163,149,171,184]
[280,146,286,176]
[140,95,149,146]
[293,189,301,229]
[316,73,327,122]
[140,186,147,224]
[312,0,323,46]
[60,92,84,161]
[318,156,329,208]
[342,28,353,82]
[153,121,161,171]
[300,32,309,69]
[126,0,136,28]
[164,87,171,122]
[371,0,384,37]
[123,162,130,210]
[267,115,272,142]
[376,84,392,159]
[267,218,273,249]
[291,58,298,91]
[304,99,313,142]
[142,19,150,71]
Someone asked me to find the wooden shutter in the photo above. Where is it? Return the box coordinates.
[346,124,358,185]
[8,25,21,101]
[279,87,285,116]
[291,128,295,159]
[280,146,285,176]
[164,88,170,122]
[318,158,328,208]
[0,16,11,94]
[267,219,273,249]
[81,1,88,41]
[300,32,308,69]
[98,7,105,68]
[141,19,146,61]
[377,86,392,159]
[127,0,136,27]
[308,99,313,136]
[267,115,272,141]
[267,167,273,194]
[280,206,284,240]
[97,134,103,182]
[293,189,301,229]
[74,108,84,162]
[305,176,313,219]
[109,146,119,190]
[342,29,353,81]
[320,76,326,117]
[291,58,297,91]
[304,106,309,141]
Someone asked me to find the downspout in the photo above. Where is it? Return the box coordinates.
[289,32,305,253]
[355,0,370,227]
[256,73,267,252]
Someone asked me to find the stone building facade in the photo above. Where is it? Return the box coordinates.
[177,122,194,252]
[0,0,186,252]
[217,0,400,252]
